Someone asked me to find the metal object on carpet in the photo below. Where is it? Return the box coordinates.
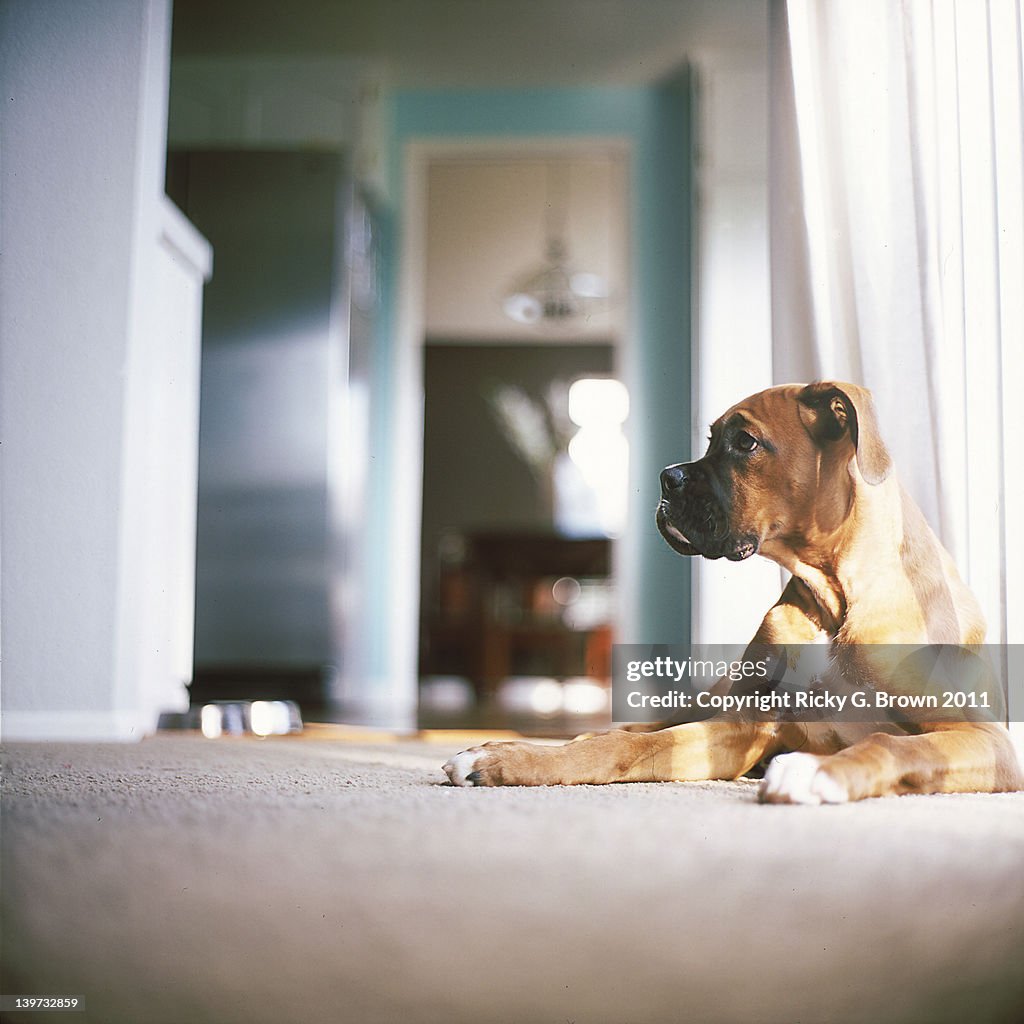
[159,701,303,737]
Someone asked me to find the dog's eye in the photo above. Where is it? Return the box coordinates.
[734,430,759,452]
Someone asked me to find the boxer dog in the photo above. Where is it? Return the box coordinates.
[443,382,1022,803]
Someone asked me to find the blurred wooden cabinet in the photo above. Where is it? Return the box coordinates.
[422,532,613,699]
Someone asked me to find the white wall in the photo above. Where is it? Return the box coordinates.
[690,47,781,646]
[424,155,627,341]
[181,151,345,671]
[0,0,210,740]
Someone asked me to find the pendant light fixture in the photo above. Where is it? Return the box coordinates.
[502,161,611,328]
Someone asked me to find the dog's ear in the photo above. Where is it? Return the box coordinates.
[797,381,892,485]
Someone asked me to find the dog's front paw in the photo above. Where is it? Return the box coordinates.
[442,741,555,787]
[443,746,492,787]
[758,752,849,805]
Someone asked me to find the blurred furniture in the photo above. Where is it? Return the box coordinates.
[423,532,613,700]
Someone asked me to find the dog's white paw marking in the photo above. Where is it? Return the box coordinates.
[759,752,849,805]
[443,748,486,787]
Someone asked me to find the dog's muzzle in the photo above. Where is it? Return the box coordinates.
[657,464,700,556]
[656,461,758,561]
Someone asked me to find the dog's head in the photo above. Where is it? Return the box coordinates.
[656,381,892,561]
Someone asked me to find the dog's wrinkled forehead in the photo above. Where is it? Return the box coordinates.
[711,385,807,445]
[708,381,892,486]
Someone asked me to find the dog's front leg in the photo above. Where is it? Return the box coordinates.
[760,722,1023,803]
[443,718,779,787]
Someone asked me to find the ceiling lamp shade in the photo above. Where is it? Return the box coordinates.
[502,164,611,328]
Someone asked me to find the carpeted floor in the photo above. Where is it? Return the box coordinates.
[2,733,1023,1024]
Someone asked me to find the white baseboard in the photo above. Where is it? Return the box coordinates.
[0,710,154,742]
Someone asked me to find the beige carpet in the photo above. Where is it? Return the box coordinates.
[2,733,1023,1024]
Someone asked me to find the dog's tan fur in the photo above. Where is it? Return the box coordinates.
[444,382,1022,802]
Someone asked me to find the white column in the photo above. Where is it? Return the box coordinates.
[691,48,781,646]
[0,0,210,740]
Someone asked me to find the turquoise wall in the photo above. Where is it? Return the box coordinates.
[366,78,694,693]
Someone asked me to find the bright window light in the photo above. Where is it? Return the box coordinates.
[567,378,628,427]
[562,378,629,536]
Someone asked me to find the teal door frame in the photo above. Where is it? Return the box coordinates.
[353,79,693,718]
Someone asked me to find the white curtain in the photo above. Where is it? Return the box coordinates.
[770,0,1024,657]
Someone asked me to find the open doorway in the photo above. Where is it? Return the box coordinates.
[414,149,630,733]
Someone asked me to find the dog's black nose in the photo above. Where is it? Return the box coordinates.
[660,464,687,495]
